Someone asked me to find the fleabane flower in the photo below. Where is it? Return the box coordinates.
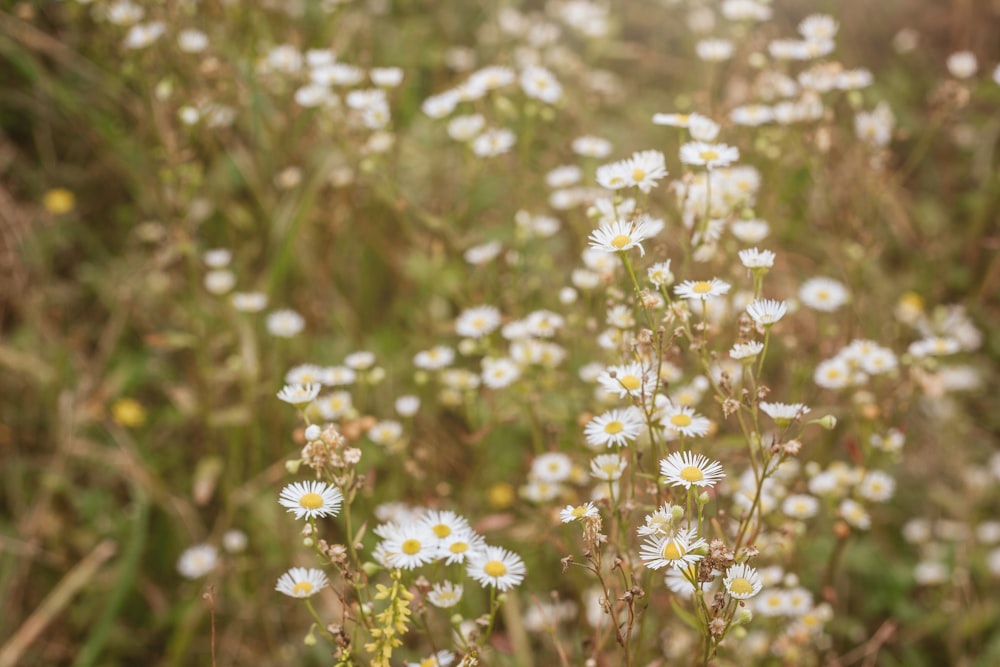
[407,650,456,667]
[799,277,849,311]
[659,405,712,438]
[596,361,658,399]
[746,299,788,326]
[730,341,764,360]
[590,453,627,481]
[276,383,321,405]
[738,247,775,269]
[275,567,328,598]
[680,142,739,169]
[759,401,810,426]
[639,528,707,570]
[278,481,343,520]
[427,581,463,608]
[724,563,763,600]
[467,546,526,591]
[588,216,657,257]
[648,260,674,287]
[455,305,501,338]
[659,451,725,489]
[380,523,439,569]
[585,407,646,448]
[560,502,599,523]
[624,150,669,193]
[674,278,731,301]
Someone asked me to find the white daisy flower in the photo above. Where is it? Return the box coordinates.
[759,401,810,426]
[414,345,455,370]
[590,453,627,481]
[481,357,521,389]
[799,277,849,312]
[746,299,787,326]
[680,142,739,169]
[278,481,344,520]
[381,523,439,569]
[798,14,838,41]
[437,528,486,565]
[276,383,321,405]
[652,112,693,127]
[639,528,707,570]
[946,50,977,79]
[472,128,516,157]
[731,219,770,243]
[659,451,725,489]
[455,305,501,338]
[395,395,420,417]
[595,160,632,190]
[596,362,658,399]
[858,470,895,502]
[427,581,463,608]
[572,135,613,158]
[696,38,734,62]
[314,391,353,420]
[738,247,775,269]
[674,278,731,300]
[584,407,646,448]
[231,291,268,312]
[839,498,871,530]
[177,543,218,579]
[420,510,472,542]
[520,65,562,104]
[724,563,764,599]
[730,341,764,360]
[275,567,328,598]
[266,309,305,337]
[782,494,820,519]
[624,150,669,193]
[467,546,527,591]
[659,405,712,439]
[588,216,657,256]
[814,357,853,389]
[285,364,324,385]
[648,260,674,287]
[560,502,599,523]
[531,452,574,483]
[367,420,404,446]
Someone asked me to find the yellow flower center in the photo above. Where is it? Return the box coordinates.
[670,413,693,427]
[610,234,632,249]
[571,506,588,518]
[401,539,422,555]
[604,421,624,435]
[825,368,842,379]
[483,560,507,577]
[632,168,647,181]
[661,540,686,560]
[420,658,438,667]
[299,493,324,509]
[601,463,619,476]
[699,150,719,161]
[677,114,689,123]
[432,524,451,538]
[729,577,752,596]
[472,316,485,329]
[692,281,713,294]
[680,466,704,482]
[449,541,469,554]
[619,375,641,390]
[292,581,314,595]
[816,289,830,301]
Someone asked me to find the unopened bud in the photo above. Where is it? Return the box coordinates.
[813,415,838,430]
[285,459,302,474]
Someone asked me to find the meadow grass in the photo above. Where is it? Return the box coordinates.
[1,1,999,666]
